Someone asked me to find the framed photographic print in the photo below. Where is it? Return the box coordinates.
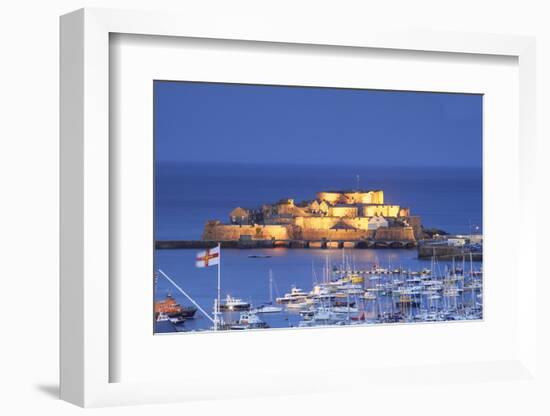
[60,7,540,408]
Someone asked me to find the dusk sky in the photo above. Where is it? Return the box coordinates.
[154,81,482,168]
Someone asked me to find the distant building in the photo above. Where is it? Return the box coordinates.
[204,189,420,242]
[447,238,466,246]
[309,200,320,213]
[329,205,359,218]
[362,204,400,217]
[229,207,250,224]
[368,216,389,230]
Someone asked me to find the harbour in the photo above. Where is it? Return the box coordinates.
[154,247,482,333]
[154,162,483,333]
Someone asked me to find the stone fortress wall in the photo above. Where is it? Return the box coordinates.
[202,222,291,241]
[202,222,416,242]
[299,228,373,241]
[202,190,420,242]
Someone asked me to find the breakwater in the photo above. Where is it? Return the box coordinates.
[418,242,482,261]
[156,239,417,250]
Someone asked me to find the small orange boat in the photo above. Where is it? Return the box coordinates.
[155,294,197,319]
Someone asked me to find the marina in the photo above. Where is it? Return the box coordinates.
[154,247,482,333]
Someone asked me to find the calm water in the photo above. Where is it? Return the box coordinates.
[155,162,482,240]
[154,162,482,332]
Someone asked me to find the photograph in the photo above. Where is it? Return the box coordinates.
[153,81,483,333]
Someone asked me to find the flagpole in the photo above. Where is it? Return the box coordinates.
[217,242,221,331]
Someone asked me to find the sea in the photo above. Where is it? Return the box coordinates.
[154,162,482,332]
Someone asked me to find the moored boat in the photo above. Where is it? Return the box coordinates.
[276,287,309,304]
[155,294,197,320]
[219,294,251,311]
[395,294,420,307]
[253,304,283,313]
[252,269,283,313]
[229,311,269,330]
[363,292,377,301]
[156,311,170,322]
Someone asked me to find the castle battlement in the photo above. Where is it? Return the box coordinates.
[316,190,384,205]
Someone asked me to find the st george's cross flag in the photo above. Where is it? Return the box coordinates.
[195,246,220,268]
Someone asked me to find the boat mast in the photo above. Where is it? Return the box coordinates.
[269,269,273,304]
[217,242,221,331]
[342,246,345,271]
[452,256,455,278]
[325,255,329,283]
[311,260,317,286]
[469,251,474,278]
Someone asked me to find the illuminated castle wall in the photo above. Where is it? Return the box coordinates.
[202,190,421,242]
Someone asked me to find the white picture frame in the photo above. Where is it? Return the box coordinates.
[60,7,539,408]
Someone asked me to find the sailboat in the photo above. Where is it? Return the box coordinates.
[253,269,283,313]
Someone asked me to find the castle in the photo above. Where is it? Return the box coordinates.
[202,190,422,246]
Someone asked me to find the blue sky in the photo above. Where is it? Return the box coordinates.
[154,81,482,168]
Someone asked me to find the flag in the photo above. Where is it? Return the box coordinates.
[195,246,220,268]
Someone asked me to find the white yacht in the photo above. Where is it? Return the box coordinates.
[230,311,269,330]
[276,287,309,304]
[219,294,251,311]
[253,304,283,313]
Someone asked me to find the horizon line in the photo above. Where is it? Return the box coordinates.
[155,160,483,170]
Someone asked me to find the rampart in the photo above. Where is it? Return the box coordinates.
[202,222,290,241]
[373,226,415,241]
[202,221,415,242]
